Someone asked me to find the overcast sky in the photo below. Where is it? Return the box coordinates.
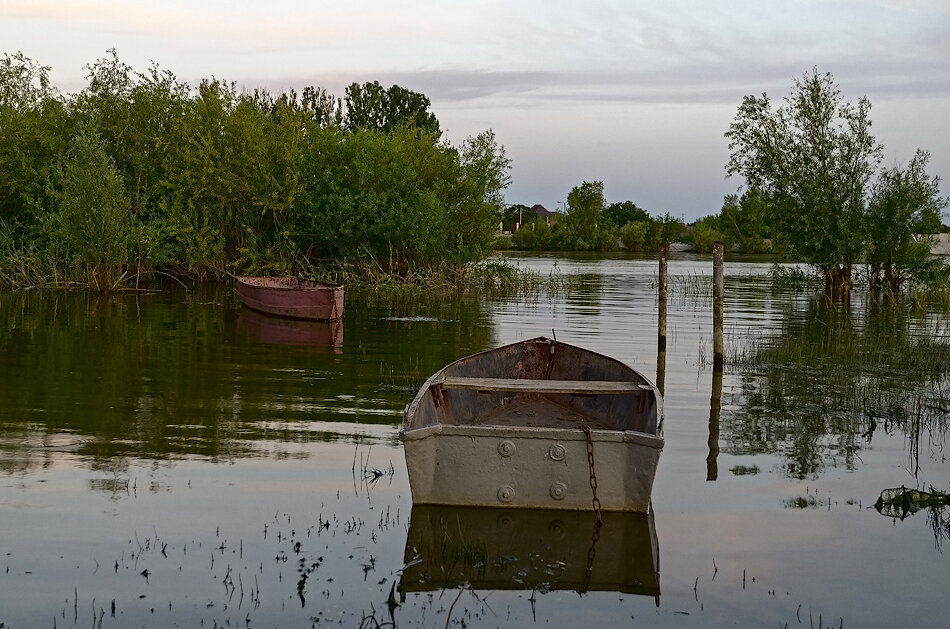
[2,0,947,220]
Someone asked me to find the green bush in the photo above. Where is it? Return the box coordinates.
[620,221,648,251]
[690,222,725,254]
[46,122,136,292]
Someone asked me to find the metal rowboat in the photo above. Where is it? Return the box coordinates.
[400,337,663,512]
[236,276,343,321]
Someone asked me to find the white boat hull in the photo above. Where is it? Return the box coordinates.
[402,423,662,512]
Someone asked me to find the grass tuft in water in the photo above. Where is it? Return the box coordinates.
[729,465,761,476]
[726,295,950,479]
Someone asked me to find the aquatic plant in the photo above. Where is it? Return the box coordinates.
[726,294,950,479]
[875,485,950,548]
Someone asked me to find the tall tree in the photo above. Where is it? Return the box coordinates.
[604,200,649,226]
[566,180,605,234]
[343,81,440,137]
[725,69,882,296]
[719,189,771,253]
[0,52,65,229]
[446,129,511,258]
[865,150,947,295]
[48,121,134,292]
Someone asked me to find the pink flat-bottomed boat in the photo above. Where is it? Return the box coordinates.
[236,276,344,321]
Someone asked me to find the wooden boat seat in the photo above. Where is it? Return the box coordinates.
[436,376,650,395]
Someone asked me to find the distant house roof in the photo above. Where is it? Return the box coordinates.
[530,204,555,218]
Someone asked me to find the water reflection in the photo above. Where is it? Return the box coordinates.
[707,361,722,481]
[562,273,605,317]
[874,486,950,548]
[399,505,659,598]
[725,295,950,478]
[0,285,497,471]
[2,255,949,627]
[237,307,343,352]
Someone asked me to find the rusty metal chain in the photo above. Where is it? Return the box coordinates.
[580,424,603,593]
[582,514,602,593]
[580,424,603,523]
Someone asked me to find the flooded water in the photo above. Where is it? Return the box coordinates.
[1,253,949,627]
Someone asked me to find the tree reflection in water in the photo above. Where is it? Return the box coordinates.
[725,295,950,479]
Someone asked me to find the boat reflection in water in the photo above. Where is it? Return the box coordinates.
[399,504,659,599]
[238,307,343,353]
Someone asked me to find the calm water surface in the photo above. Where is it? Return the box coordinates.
[1,252,948,627]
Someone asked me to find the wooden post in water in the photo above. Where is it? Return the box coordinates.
[712,241,724,369]
[658,244,668,352]
[707,241,724,480]
[656,244,668,395]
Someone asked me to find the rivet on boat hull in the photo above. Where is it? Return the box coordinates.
[498,440,516,457]
[549,481,568,500]
[497,484,515,503]
[548,443,566,461]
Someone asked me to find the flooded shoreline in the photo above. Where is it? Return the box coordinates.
[2,253,949,627]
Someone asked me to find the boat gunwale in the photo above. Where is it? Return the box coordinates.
[402,336,664,435]
[399,422,665,449]
[236,276,344,292]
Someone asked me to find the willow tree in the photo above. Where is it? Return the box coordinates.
[865,150,947,295]
[48,122,134,292]
[725,69,882,296]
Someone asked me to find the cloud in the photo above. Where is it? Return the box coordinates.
[261,57,950,112]
[2,0,947,218]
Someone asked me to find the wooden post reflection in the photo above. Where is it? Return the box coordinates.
[707,359,722,481]
[656,244,668,396]
[707,241,724,480]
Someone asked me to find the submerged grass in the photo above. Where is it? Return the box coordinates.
[0,238,86,289]
[650,272,714,298]
[0,244,580,300]
[726,295,950,478]
[308,257,585,299]
[768,263,823,292]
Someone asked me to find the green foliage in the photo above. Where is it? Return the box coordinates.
[0,50,509,288]
[619,221,648,251]
[566,180,605,234]
[509,181,621,252]
[726,68,882,294]
[510,220,554,250]
[555,180,619,251]
[46,121,137,292]
[0,51,66,232]
[448,130,512,259]
[343,81,440,137]
[768,263,823,291]
[719,190,772,253]
[865,150,948,294]
[604,200,649,226]
[298,126,509,274]
[652,213,686,248]
[688,215,725,254]
[726,68,949,296]
[508,201,686,254]
[298,126,450,271]
[501,204,532,231]
[0,50,53,110]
